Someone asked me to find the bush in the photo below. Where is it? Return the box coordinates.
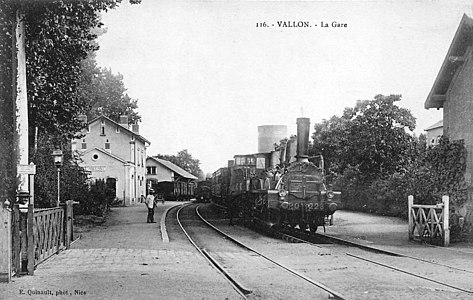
[335,137,468,240]
[75,179,115,216]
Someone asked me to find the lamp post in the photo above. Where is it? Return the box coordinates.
[52,150,63,207]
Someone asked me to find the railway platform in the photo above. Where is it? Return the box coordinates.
[325,210,411,247]
[0,201,241,300]
[325,210,473,261]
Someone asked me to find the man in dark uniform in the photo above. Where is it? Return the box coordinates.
[145,190,156,223]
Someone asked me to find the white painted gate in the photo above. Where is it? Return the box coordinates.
[408,195,450,246]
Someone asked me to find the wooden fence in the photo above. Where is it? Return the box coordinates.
[32,207,65,266]
[408,195,450,246]
[1,207,12,283]
[11,200,74,276]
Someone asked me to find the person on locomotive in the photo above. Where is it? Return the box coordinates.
[273,166,282,186]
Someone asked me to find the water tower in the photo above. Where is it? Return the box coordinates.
[258,125,287,153]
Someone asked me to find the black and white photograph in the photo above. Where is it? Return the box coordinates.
[1,0,473,299]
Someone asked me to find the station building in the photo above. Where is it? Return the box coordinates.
[145,157,197,200]
[425,120,443,147]
[72,115,150,205]
[424,13,473,229]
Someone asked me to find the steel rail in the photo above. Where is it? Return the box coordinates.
[280,228,473,294]
[175,203,250,299]
[425,242,473,255]
[195,206,347,300]
[346,253,473,294]
[315,232,473,274]
[313,232,403,256]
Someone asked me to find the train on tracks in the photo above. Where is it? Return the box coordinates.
[148,181,195,201]
[195,179,212,202]
[211,118,341,232]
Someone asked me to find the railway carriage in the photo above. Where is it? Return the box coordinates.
[148,180,195,201]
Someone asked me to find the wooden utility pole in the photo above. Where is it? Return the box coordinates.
[0,6,30,283]
[15,9,30,196]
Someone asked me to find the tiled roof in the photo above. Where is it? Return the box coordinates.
[425,120,443,131]
[147,157,198,180]
[88,115,151,145]
[425,14,473,109]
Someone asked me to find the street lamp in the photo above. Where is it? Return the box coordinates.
[52,150,63,207]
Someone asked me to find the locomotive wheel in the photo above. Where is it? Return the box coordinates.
[309,224,318,233]
[299,222,307,231]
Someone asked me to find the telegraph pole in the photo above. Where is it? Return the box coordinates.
[15,9,31,199]
[0,5,31,283]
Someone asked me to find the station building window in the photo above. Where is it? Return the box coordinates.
[146,166,157,175]
[105,139,110,150]
[81,139,87,150]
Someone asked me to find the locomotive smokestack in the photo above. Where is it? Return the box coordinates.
[296,117,310,162]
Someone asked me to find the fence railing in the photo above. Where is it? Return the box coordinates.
[11,204,26,276]
[11,200,74,276]
[408,195,450,246]
[33,207,64,266]
[0,207,12,283]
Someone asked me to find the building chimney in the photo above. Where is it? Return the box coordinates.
[131,124,139,134]
[296,117,310,162]
[119,115,128,126]
[77,114,87,124]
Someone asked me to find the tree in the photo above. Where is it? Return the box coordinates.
[344,95,416,180]
[0,2,17,203]
[311,114,350,177]
[312,94,416,182]
[155,149,203,178]
[79,60,141,125]
[22,0,141,150]
[32,134,90,208]
[8,0,139,206]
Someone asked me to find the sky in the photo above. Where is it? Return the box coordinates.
[95,0,473,174]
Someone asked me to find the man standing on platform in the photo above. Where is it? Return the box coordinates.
[145,190,156,223]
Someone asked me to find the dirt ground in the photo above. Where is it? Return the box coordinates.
[199,204,473,300]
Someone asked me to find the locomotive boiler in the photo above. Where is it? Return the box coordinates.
[211,118,341,232]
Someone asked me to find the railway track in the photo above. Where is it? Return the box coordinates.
[229,208,473,284]
[274,225,473,296]
[176,203,347,300]
[195,203,473,299]
[283,227,473,274]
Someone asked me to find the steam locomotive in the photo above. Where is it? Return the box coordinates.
[211,118,341,232]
